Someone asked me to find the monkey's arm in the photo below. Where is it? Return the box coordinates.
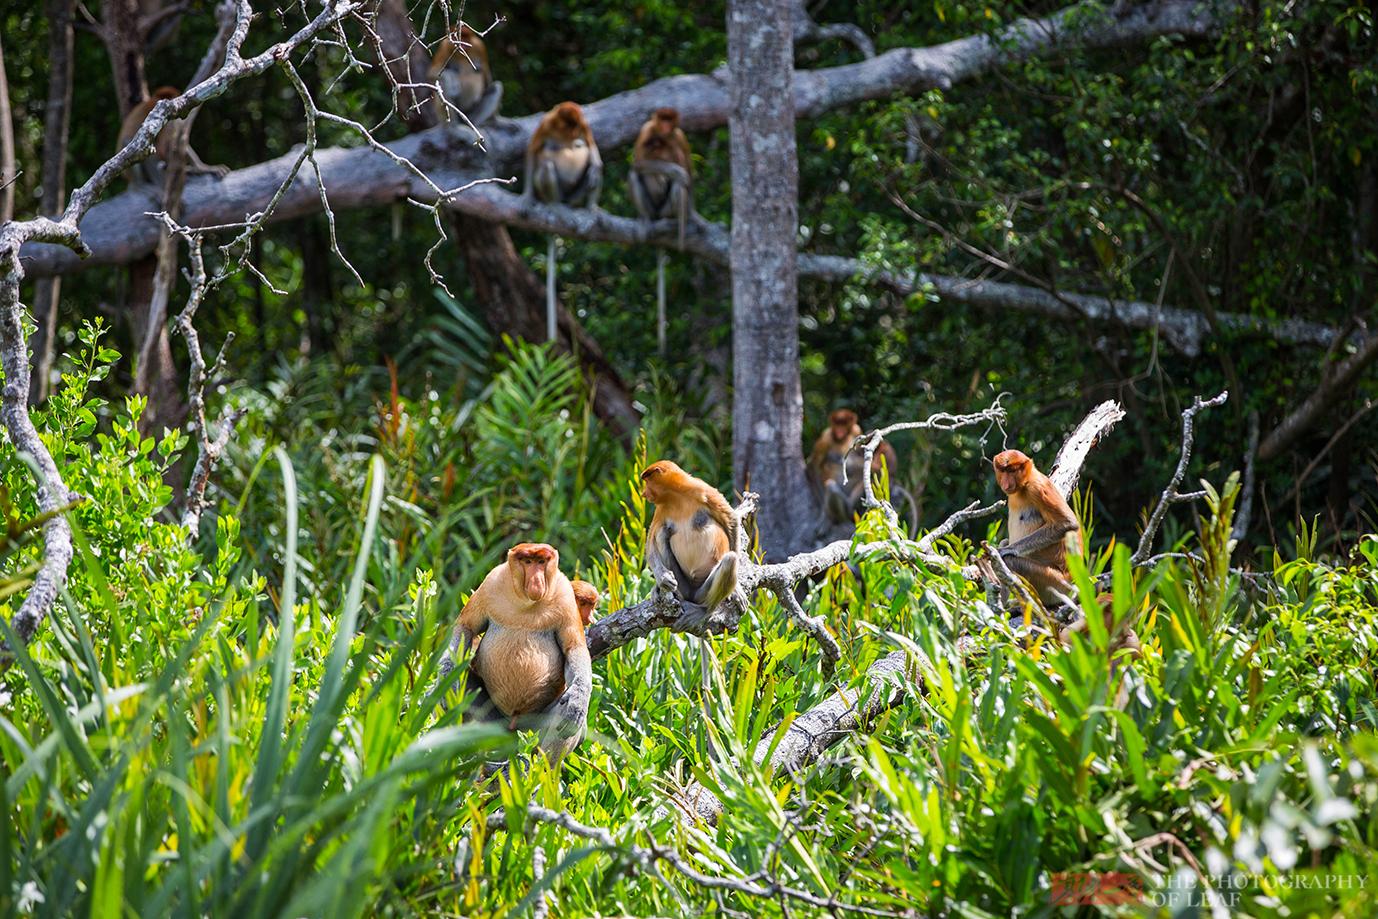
[184,145,230,178]
[631,159,691,187]
[647,521,692,596]
[450,596,490,656]
[582,142,603,209]
[628,169,651,220]
[523,149,537,199]
[538,624,592,758]
[1000,480,1078,558]
[1000,518,1076,558]
[702,488,738,549]
[468,81,502,125]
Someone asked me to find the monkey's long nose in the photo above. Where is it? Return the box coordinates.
[527,571,547,598]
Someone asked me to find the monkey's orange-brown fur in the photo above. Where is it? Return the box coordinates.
[571,579,599,626]
[992,449,1081,605]
[807,409,898,523]
[526,101,602,207]
[641,460,738,609]
[427,25,498,125]
[630,108,693,245]
[454,543,590,754]
[115,86,227,185]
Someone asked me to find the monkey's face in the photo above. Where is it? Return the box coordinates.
[571,580,600,625]
[639,460,682,502]
[992,450,1030,494]
[829,410,858,442]
[509,543,558,601]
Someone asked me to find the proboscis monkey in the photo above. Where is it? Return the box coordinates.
[808,409,899,525]
[991,449,1081,607]
[629,108,693,354]
[641,461,740,697]
[426,24,502,129]
[450,543,591,760]
[115,86,229,187]
[571,579,600,626]
[526,102,602,342]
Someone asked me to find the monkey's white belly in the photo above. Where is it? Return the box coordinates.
[670,526,727,585]
[476,625,564,717]
[551,146,591,189]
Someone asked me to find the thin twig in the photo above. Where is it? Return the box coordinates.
[1129,391,1229,565]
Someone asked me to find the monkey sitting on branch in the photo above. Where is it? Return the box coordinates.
[116,86,229,187]
[526,101,603,343]
[629,107,693,354]
[807,409,901,528]
[427,24,503,130]
[989,449,1140,658]
[447,543,591,761]
[641,460,742,699]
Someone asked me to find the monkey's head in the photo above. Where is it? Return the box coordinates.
[992,450,1032,495]
[151,86,180,102]
[570,579,600,626]
[829,409,859,442]
[550,101,587,136]
[652,107,680,132]
[508,543,559,601]
[640,460,687,502]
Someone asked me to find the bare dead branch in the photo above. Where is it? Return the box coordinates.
[530,845,550,919]
[493,802,910,917]
[1049,399,1127,497]
[1129,390,1229,566]
[1231,410,1260,544]
[1258,318,1378,461]
[587,398,1124,663]
[660,650,916,826]
[0,0,361,649]
[173,237,245,537]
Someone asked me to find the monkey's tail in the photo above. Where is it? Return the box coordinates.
[656,250,668,355]
[546,235,558,342]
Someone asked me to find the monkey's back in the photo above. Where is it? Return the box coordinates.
[474,623,565,717]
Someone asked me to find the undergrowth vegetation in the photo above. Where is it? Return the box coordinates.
[2,330,1376,916]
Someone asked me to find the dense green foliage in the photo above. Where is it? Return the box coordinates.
[3,342,1377,915]
[0,0,1374,544]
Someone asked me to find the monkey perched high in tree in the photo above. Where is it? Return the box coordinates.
[629,108,693,354]
[116,86,229,187]
[427,24,502,130]
[526,101,603,342]
[449,543,591,761]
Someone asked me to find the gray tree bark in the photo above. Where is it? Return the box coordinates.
[29,0,76,404]
[727,0,815,559]
[0,34,15,223]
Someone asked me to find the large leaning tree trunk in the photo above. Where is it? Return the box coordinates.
[727,0,814,559]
